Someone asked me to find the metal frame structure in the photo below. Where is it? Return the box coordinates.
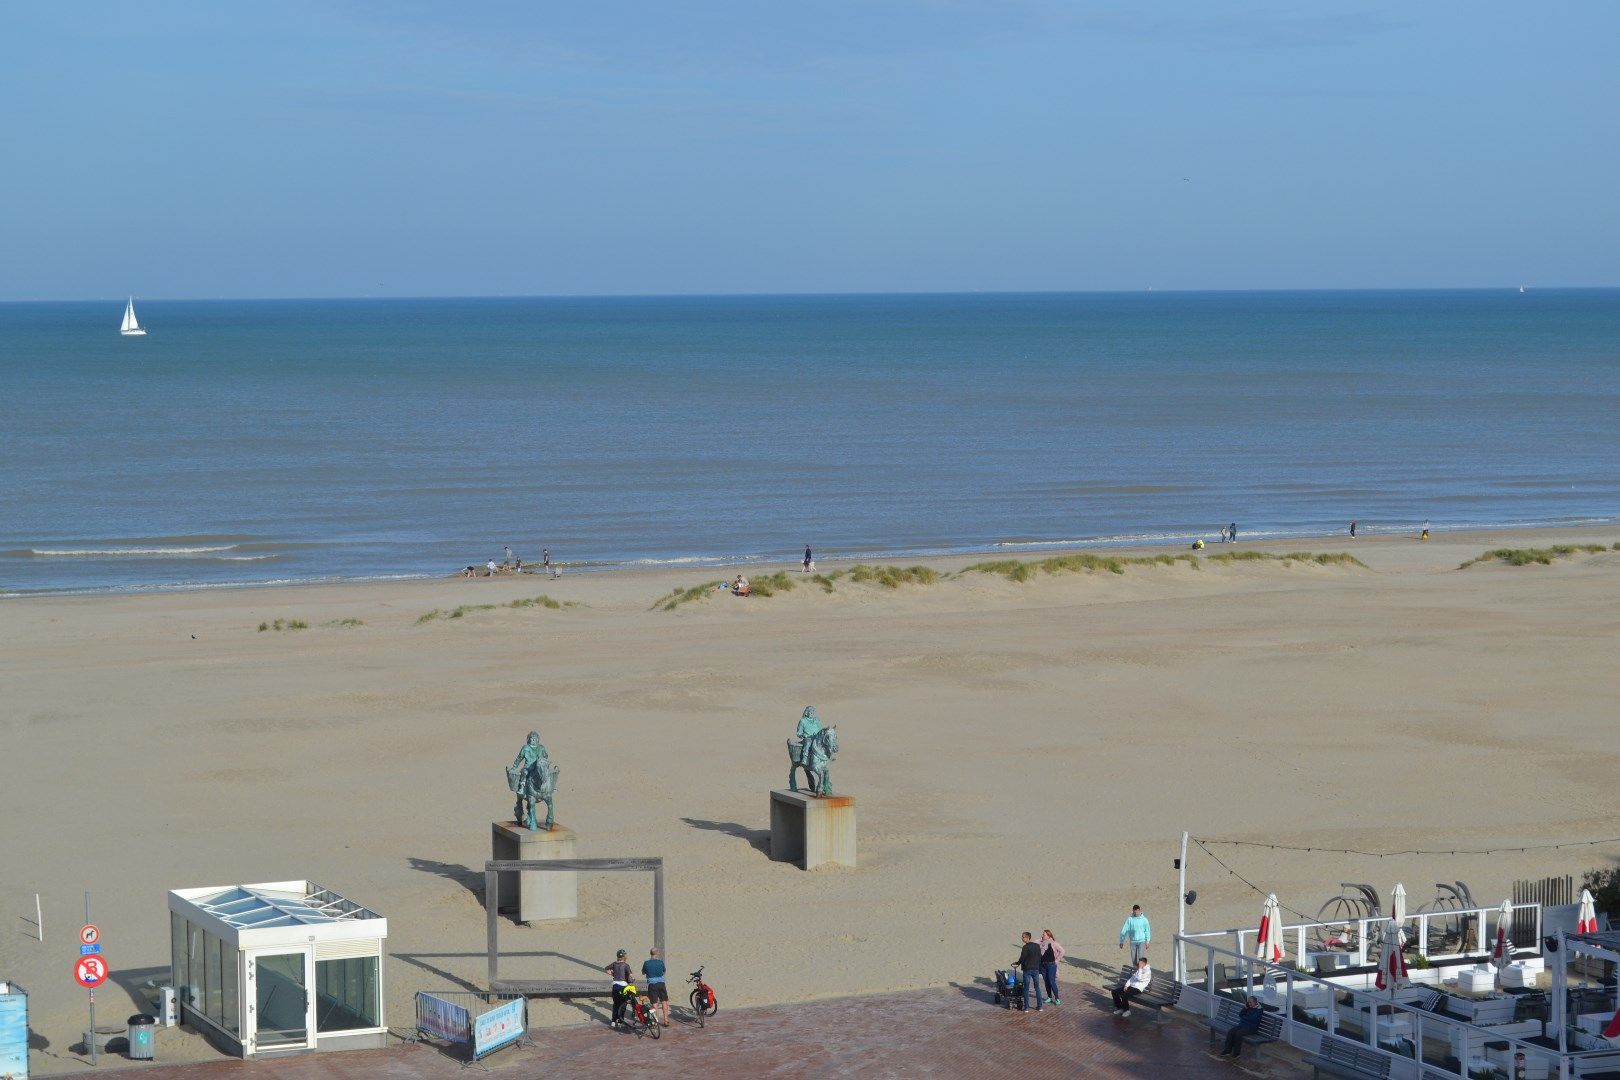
[484,858,664,995]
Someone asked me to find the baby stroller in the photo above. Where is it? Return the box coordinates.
[992,968,1025,1010]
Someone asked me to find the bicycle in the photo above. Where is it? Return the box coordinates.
[615,983,661,1039]
[687,966,717,1028]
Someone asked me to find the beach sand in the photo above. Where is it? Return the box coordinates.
[4,526,1620,1071]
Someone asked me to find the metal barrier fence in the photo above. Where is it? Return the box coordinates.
[414,991,529,1062]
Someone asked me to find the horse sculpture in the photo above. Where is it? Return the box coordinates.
[787,725,840,796]
[506,730,560,831]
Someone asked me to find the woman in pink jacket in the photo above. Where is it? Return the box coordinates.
[1038,929,1066,1006]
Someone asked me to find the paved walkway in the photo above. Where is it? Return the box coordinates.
[83,982,1306,1079]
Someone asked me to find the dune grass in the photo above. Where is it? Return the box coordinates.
[1204,550,1366,568]
[1459,544,1610,569]
[961,552,1199,581]
[418,595,578,623]
[962,550,1363,582]
[847,564,939,588]
[650,582,726,611]
[747,571,797,597]
[324,618,365,628]
[257,618,309,632]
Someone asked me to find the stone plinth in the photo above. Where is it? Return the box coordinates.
[769,790,857,870]
[491,821,578,922]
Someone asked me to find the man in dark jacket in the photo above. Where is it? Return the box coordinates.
[1222,996,1265,1056]
[1016,932,1044,1012]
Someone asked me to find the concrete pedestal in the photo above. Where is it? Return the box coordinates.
[769,790,856,870]
[491,821,578,922]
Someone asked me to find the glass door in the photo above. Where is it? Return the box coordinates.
[249,950,311,1052]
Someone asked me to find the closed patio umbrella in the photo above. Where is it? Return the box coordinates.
[1579,888,1599,935]
[1391,882,1407,949]
[1374,918,1407,994]
[1492,898,1513,972]
[1257,894,1285,964]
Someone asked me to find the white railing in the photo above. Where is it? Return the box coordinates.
[1181,903,1542,970]
[1175,932,1620,1080]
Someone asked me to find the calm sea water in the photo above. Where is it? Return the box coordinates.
[3,291,1618,596]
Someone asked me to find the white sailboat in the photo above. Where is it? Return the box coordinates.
[120,296,147,336]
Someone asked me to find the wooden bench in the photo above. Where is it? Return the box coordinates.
[1302,1033,1393,1079]
[1122,972,1181,1020]
[1207,998,1282,1049]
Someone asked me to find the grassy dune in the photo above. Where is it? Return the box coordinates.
[417,595,577,623]
[1459,544,1613,569]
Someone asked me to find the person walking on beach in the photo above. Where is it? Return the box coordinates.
[605,949,633,1027]
[1120,904,1151,963]
[1112,956,1152,1017]
[803,545,814,573]
[1219,525,1229,543]
[504,545,513,566]
[542,549,551,574]
[1038,928,1065,1006]
[1228,522,1238,544]
[1220,995,1265,1057]
[1016,932,1044,1012]
[1349,520,1357,539]
[1421,519,1430,541]
[642,947,669,1027]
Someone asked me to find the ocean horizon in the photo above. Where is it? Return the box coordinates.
[4,289,1618,596]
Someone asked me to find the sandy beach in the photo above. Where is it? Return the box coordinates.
[5,525,1620,1072]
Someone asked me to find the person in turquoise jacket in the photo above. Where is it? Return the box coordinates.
[1119,904,1151,964]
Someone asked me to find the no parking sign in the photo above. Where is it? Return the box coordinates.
[74,954,109,989]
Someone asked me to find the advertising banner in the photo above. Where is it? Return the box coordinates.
[472,997,525,1059]
[0,985,28,1080]
[414,991,470,1045]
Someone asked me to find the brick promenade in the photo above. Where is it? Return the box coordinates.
[85,981,1306,1079]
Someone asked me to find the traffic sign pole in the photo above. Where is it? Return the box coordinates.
[85,892,95,1066]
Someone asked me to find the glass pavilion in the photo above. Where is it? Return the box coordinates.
[167,881,388,1057]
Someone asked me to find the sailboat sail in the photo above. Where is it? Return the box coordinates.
[120,297,146,336]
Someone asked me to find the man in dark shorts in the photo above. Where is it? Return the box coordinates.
[605,949,632,1027]
[642,947,669,1026]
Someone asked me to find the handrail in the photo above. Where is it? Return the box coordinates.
[1180,903,1542,967]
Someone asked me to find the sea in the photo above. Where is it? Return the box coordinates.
[3,290,1618,597]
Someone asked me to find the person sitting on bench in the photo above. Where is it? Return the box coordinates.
[1112,956,1152,1016]
[1222,996,1265,1057]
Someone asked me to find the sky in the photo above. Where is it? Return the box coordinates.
[2,1,1616,300]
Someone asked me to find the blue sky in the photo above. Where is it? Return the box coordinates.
[2,2,1616,299]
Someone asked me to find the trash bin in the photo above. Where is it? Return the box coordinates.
[127,1013,156,1060]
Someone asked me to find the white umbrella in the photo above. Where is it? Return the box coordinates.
[1391,882,1407,949]
[1374,919,1407,995]
[1492,898,1513,973]
[1579,888,1599,935]
[1257,894,1285,964]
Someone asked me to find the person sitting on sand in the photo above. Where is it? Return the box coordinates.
[733,575,750,596]
[1192,538,1205,550]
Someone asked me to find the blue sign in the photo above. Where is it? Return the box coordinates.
[80,944,101,955]
[472,997,525,1059]
[0,986,27,1080]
